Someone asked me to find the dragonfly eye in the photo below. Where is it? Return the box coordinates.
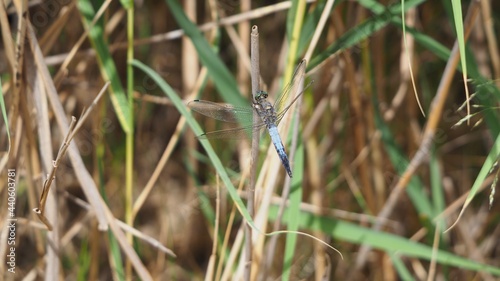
[255,90,268,101]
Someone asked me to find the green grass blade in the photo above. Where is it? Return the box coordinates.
[285,0,298,39]
[450,0,468,87]
[119,0,133,9]
[282,142,304,280]
[430,147,445,226]
[164,0,246,108]
[454,132,500,224]
[0,77,10,152]
[98,158,125,281]
[78,0,131,133]
[359,0,425,14]
[449,0,466,53]
[309,0,425,70]
[95,122,125,281]
[390,253,415,281]
[297,1,325,54]
[270,206,500,276]
[76,239,91,281]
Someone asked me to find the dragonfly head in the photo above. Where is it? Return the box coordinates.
[255,90,268,101]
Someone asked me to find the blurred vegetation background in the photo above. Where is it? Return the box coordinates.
[1,0,500,280]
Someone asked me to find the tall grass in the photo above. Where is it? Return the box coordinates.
[1,0,499,280]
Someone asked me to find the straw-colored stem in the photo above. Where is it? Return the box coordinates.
[246,24,261,281]
[125,3,135,279]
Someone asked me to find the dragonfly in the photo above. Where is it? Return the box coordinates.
[188,59,309,177]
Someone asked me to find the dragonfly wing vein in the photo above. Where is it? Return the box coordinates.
[198,123,265,140]
[275,80,313,125]
[188,100,254,124]
[273,59,307,114]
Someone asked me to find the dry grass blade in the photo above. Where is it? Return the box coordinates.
[479,0,500,83]
[33,83,109,231]
[31,116,76,231]
[26,20,110,230]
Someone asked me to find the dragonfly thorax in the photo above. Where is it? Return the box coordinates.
[253,100,277,126]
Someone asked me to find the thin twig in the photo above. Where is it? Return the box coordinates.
[33,82,110,231]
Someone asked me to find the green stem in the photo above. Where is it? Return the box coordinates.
[125,3,135,278]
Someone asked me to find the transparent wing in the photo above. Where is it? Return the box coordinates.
[275,80,314,124]
[273,59,307,114]
[188,100,254,124]
[188,100,267,139]
[197,123,266,140]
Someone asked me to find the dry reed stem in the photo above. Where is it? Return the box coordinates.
[0,3,16,68]
[25,38,60,281]
[182,2,198,227]
[479,0,500,85]
[238,0,250,96]
[33,82,109,230]
[38,2,74,55]
[4,0,27,172]
[204,176,221,281]
[244,24,260,281]
[52,0,111,86]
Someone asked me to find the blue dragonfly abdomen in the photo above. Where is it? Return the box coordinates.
[267,125,292,177]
